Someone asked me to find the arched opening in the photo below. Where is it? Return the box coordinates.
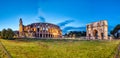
[48,34,50,38]
[40,34,42,38]
[88,34,91,39]
[101,33,104,40]
[35,33,39,38]
[93,30,98,39]
[46,34,48,38]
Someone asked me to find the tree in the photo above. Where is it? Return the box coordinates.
[1,29,7,39]
[0,31,1,38]
[1,28,15,39]
[0,31,1,36]
[7,28,15,39]
[110,24,120,38]
[64,31,86,38]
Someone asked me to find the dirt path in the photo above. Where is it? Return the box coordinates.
[0,41,12,58]
[115,43,120,58]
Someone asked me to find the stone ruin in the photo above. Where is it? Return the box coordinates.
[86,20,108,40]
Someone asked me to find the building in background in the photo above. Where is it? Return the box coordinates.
[19,18,62,38]
[86,20,108,40]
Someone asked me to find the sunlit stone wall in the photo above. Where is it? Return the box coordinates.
[19,18,62,38]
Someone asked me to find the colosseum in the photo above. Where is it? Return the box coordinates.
[19,18,62,38]
[86,20,108,40]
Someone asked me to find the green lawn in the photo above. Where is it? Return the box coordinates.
[0,39,120,58]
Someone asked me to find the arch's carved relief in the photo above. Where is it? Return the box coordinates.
[86,20,108,39]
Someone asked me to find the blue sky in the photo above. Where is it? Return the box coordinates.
[0,0,120,34]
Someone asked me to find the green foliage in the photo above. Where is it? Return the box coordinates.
[1,39,119,58]
[1,28,15,39]
[7,28,15,39]
[0,31,1,36]
[65,31,86,37]
[1,29,7,39]
[111,24,120,38]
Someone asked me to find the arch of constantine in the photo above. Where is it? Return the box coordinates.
[86,20,108,40]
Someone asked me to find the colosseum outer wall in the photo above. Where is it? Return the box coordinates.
[19,18,62,38]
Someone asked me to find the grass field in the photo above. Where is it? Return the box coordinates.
[0,39,120,58]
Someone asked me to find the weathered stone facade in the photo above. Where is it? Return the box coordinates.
[19,18,62,38]
[86,20,108,40]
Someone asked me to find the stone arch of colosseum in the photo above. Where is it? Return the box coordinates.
[86,20,108,40]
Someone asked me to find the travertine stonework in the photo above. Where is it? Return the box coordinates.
[19,18,62,38]
[86,20,108,40]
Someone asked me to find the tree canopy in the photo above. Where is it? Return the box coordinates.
[64,31,86,38]
[110,24,120,38]
[1,28,15,39]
